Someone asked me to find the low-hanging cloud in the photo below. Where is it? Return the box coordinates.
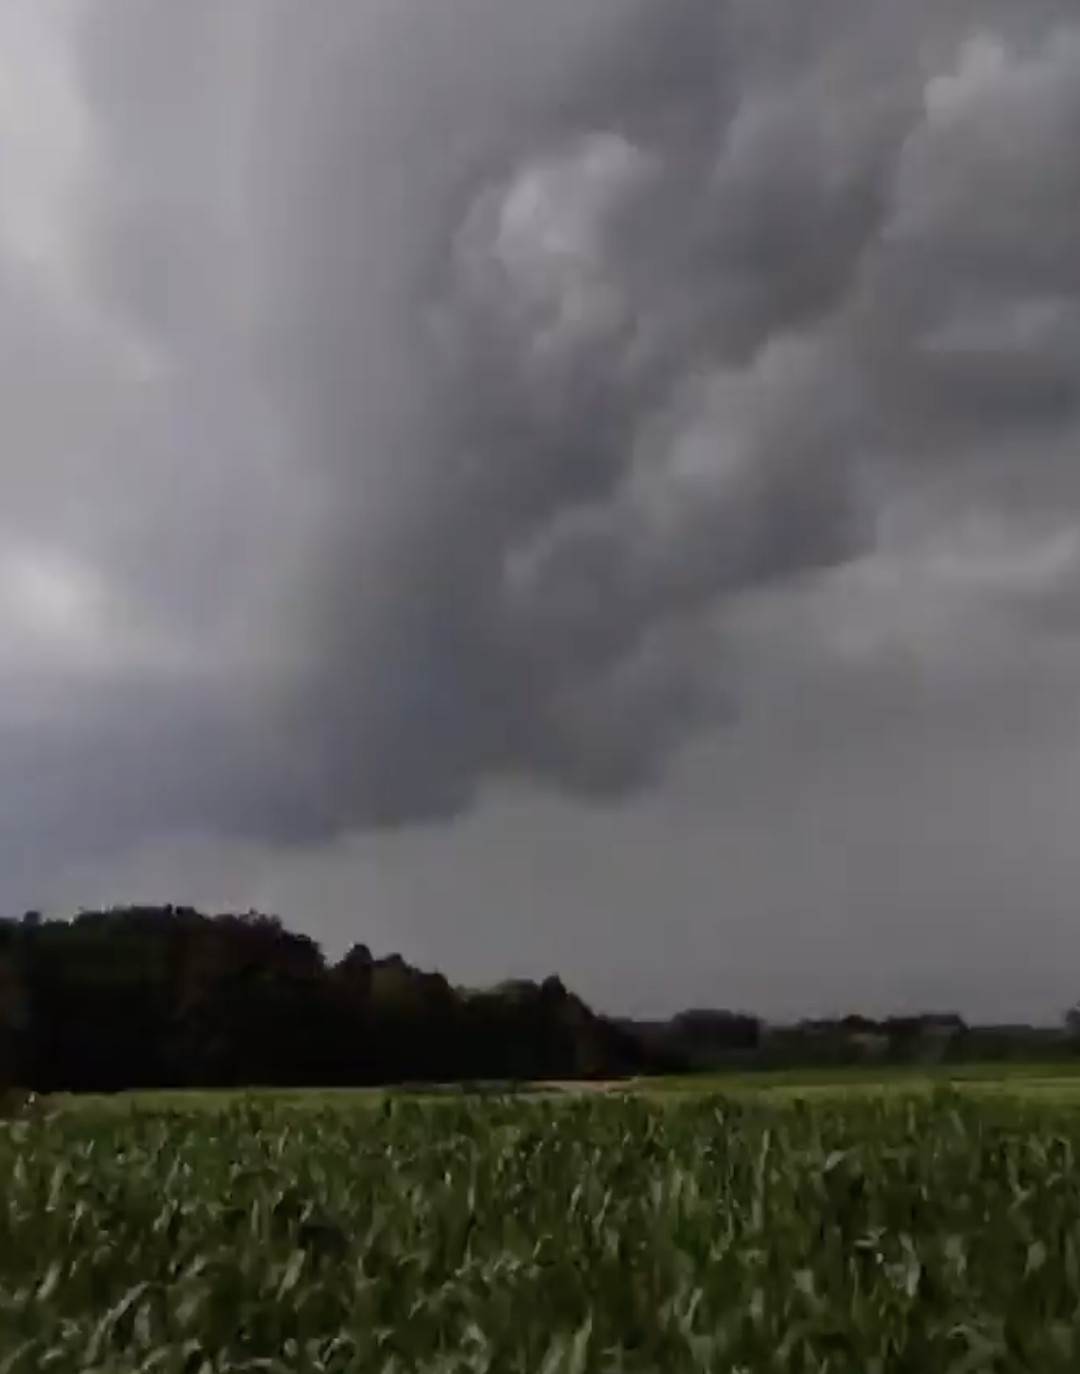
[2,0,1080,869]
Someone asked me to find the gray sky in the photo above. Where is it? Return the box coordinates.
[3,0,1080,1021]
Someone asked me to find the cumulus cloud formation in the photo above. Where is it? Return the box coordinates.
[2,0,1080,870]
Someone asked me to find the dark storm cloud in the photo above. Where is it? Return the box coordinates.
[2,0,1080,866]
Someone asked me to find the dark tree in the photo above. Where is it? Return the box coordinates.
[0,906,667,1095]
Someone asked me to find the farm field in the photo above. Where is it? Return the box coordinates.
[650,1059,1080,1099]
[40,1057,1080,1117]
[5,1081,1080,1370]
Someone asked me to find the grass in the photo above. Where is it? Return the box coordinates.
[643,1061,1080,1105]
[5,1080,1080,1368]
[43,1085,393,1115]
[43,1080,554,1117]
[37,1059,1080,1119]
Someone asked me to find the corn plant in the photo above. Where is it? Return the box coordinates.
[2,1090,1080,1371]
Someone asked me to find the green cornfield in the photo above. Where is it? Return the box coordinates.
[3,1090,1080,1371]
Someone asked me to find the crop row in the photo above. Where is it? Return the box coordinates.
[2,1092,1080,1371]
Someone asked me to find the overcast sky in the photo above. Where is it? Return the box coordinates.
[2,0,1080,1021]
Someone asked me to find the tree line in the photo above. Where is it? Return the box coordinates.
[1,906,1077,1096]
[0,906,679,1094]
